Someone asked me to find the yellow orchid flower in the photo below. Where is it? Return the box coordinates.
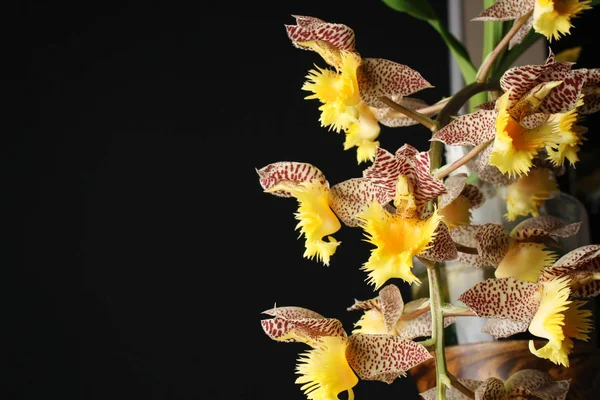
[533,0,592,41]
[459,276,592,366]
[358,200,441,288]
[475,0,592,46]
[505,167,559,221]
[528,277,593,366]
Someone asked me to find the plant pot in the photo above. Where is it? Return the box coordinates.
[409,340,600,399]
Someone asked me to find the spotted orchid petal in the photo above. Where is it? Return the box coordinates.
[475,223,512,267]
[262,306,325,320]
[539,244,600,297]
[510,215,581,241]
[500,51,585,113]
[431,109,497,146]
[363,145,446,214]
[347,284,405,332]
[261,306,346,344]
[504,369,570,400]
[420,378,485,400]
[580,68,600,114]
[439,173,484,210]
[475,377,507,400]
[358,58,433,109]
[395,310,455,340]
[346,334,432,383]
[473,0,533,21]
[402,298,431,317]
[418,222,458,262]
[370,96,438,127]
[257,162,328,198]
[482,318,530,338]
[450,225,492,268]
[285,15,356,66]
[329,178,391,227]
[509,14,533,49]
[458,277,541,322]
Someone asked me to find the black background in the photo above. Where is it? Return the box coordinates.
[15,1,600,399]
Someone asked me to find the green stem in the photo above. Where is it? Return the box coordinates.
[426,260,450,399]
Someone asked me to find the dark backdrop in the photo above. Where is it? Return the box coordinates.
[15,1,600,400]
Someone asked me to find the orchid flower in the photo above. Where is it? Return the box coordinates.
[450,215,580,282]
[257,161,389,266]
[474,0,592,47]
[459,276,592,366]
[420,369,570,400]
[438,173,484,229]
[356,145,457,288]
[505,166,559,221]
[346,283,455,339]
[285,15,434,163]
[539,244,600,297]
[433,51,589,178]
[260,305,433,399]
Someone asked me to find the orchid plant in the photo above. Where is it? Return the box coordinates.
[256,1,600,399]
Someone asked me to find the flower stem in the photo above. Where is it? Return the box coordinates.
[424,259,450,399]
[379,96,437,131]
[475,10,533,83]
[448,373,475,399]
[433,140,493,180]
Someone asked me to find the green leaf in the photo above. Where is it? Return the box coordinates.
[592,0,600,5]
[381,0,477,84]
[380,0,436,21]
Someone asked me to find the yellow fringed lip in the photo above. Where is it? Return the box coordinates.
[533,0,592,41]
[357,201,441,288]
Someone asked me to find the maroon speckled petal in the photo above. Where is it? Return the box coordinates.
[329,178,390,227]
[539,69,587,114]
[362,145,446,213]
[439,174,468,209]
[431,110,497,146]
[395,311,455,340]
[370,96,436,127]
[262,306,325,320]
[358,58,433,108]
[505,369,570,400]
[261,315,347,343]
[285,15,356,52]
[257,162,328,197]
[472,0,533,21]
[418,223,458,262]
[347,296,381,313]
[420,378,484,400]
[380,284,404,332]
[450,225,492,268]
[346,334,433,383]
[475,377,506,400]
[458,278,541,322]
[509,14,533,49]
[539,245,600,297]
[501,51,575,107]
[475,223,512,266]
[482,318,529,338]
[520,112,549,129]
[510,216,581,240]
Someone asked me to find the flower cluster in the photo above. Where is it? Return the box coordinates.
[257,3,600,399]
